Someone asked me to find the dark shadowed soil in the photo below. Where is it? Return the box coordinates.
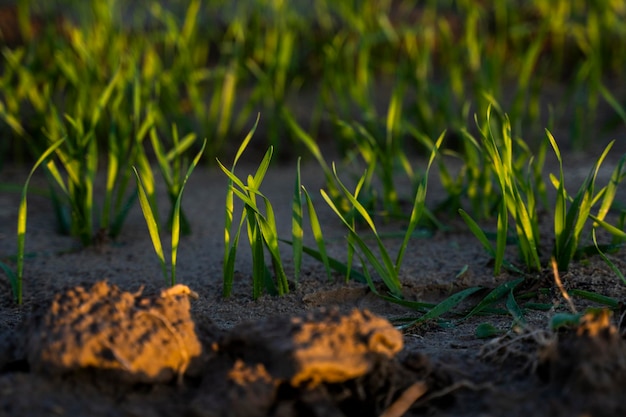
[1,145,626,416]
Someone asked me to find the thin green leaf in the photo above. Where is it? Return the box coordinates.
[464,278,525,319]
[292,158,303,283]
[133,167,167,283]
[475,323,504,339]
[301,186,332,281]
[505,290,525,325]
[592,229,626,286]
[16,138,65,304]
[407,286,483,326]
[169,139,207,286]
[569,288,620,309]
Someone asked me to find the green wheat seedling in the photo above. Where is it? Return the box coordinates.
[133,139,207,286]
[42,69,125,245]
[549,134,626,271]
[219,116,289,299]
[0,139,65,304]
[321,132,443,297]
[472,108,542,271]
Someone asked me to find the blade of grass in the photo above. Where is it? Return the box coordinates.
[592,228,626,286]
[169,138,206,285]
[463,278,525,320]
[505,290,525,325]
[133,166,167,283]
[397,287,483,328]
[301,185,333,281]
[222,116,260,296]
[395,131,444,272]
[569,288,620,309]
[15,138,65,304]
[292,158,303,283]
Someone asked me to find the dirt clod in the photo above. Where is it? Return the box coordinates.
[220,307,404,387]
[25,281,203,383]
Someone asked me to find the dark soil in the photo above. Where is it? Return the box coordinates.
[1,150,626,416]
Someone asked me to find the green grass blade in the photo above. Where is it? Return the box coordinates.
[91,67,121,128]
[458,209,496,257]
[396,131,444,271]
[292,158,303,283]
[15,138,65,304]
[320,188,401,295]
[302,186,332,281]
[0,262,18,302]
[590,215,626,240]
[406,287,483,326]
[464,278,525,319]
[223,212,246,298]
[255,194,289,295]
[150,127,174,190]
[247,212,265,300]
[251,147,274,193]
[506,290,525,325]
[592,229,626,286]
[169,138,207,286]
[600,83,626,126]
[569,288,619,309]
[133,167,167,283]
[595,154,625,223]
[494,200,508,275]
[233,114,260,168]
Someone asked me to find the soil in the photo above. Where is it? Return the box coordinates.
[1,143,626,417]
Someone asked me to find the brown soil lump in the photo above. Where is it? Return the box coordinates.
[220,307,404,387]
[25,280,202,383]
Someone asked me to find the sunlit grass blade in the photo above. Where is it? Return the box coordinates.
[321,186,402,297]
[301,186,332,281]
[282,109,339,199]
[222,116,260,297]
[13,138,66,304]
[549,132,617,270]
[169,138,206,285]
[395,132,443,272]
[133,167,167,283]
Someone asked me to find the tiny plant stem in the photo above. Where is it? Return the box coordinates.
[292,158,303,283]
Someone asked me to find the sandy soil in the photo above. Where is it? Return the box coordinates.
[1,146,626,416]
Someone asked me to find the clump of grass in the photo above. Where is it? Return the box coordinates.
[549,135,626,271]
[133,139,207,286]
[321,132,444,297]
[460,107,543,273]
[219,117,290,299]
